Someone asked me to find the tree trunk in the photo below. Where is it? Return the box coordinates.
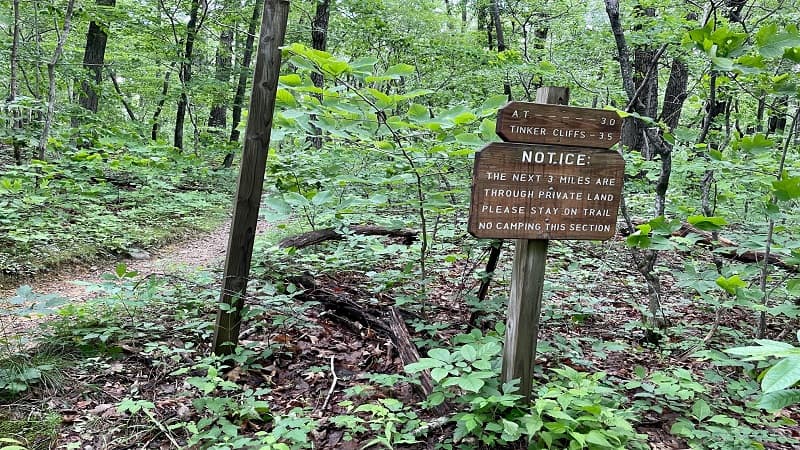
[229,0,264,146]
[174,0,202,150]
[605,0,674,327]
[109,69,136,121]
[208,28,234,129]
[151,69,172,141]
[309,0,331,150]
[660,58,688,131]
[490,1,512,99]
[622,6,659,158]
[478,5,492,49]
[77,0,116,119]
[37,0,76,161]
[726,0,747,22]
[490,1,506,52]
[9,0,22,164]
[310,0,330,89]
[768,96,788,135]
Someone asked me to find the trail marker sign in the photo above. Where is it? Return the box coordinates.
[496,102,621,148]
[469,91,624,402]
[468,143,624,240]
[470,103,624,241]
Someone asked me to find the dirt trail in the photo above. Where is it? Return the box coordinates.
[0,220,270,336]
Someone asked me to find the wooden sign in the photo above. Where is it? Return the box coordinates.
[468,143,624,240]
[496,102,622,148]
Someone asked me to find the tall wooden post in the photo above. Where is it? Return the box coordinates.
[213,0,290,355]
[500,86,569,401]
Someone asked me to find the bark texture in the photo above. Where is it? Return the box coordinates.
[208,29,234,129]
[78,0,116,115]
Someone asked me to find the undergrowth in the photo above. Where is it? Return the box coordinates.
[0,137,234,278]
[1,226,797,449]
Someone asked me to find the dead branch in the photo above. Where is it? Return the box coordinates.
[278,225,418,249]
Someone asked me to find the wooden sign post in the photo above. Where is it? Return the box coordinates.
[213,0,290,355]
[469,87,624,401]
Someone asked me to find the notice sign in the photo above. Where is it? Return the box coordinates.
[496,102,621,148]
[468,143,625,240]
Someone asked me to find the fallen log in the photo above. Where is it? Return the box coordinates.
[388,306,435,396]
[294,280,435,398]
[278,225,418,249]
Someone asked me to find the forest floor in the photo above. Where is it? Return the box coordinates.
[0,219,271,341]
[1,224,799,449]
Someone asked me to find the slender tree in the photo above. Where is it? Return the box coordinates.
[208,1,236,130]
[490,1,512,99]
[229,0,263,145]
[77,0,117,118]
[174,0,205,150]
[309,0,331,149]
[151,69,173,141]
[37,0,76,161]
[9,0,22,164]
[605,0,685,326]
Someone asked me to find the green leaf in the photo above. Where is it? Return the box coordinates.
[404,358,444,373]
[687,215,728,231]
[762,357,800,393]
[453,111,477,125]
[350,56,378,71]
[740,133,774,152]
[726,340,799,360]
[452,374,484,392]
[757,388,800,411]
[626,223,652,249]
[772,175,800,201]
[407,103,429,122]
[321,60,351,76]
[455,133,483,147]
[784,47,800,62]
[716,275,746,295]
[756,23,800,58]
[311,190,333,206]
[586,430,613,447]
[278,74,302,86]
[283,192,310,207]
[384,63,416,78]
[787,278,800,295]
[711,55,734,71]
[479,118,497,141]
[431,367,450,382]
[480,94,509,113]
[459,344,477,361]
[275,88,296,106]
[427,391,445,406]
[670,419,695,437]
[428,348,452,362]
[691,398,712,421]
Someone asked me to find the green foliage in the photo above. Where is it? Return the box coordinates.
[727,335,800,411]
[0,350,66,397]
[0,141,233,276]
[0,414,60,450]
[336,398,421,448]
[404,330,645,449]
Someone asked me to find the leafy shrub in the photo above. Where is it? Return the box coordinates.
[406,330,646,449]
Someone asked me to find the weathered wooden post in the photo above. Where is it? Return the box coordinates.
[213,0,290,355]
[469,86,624,401]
